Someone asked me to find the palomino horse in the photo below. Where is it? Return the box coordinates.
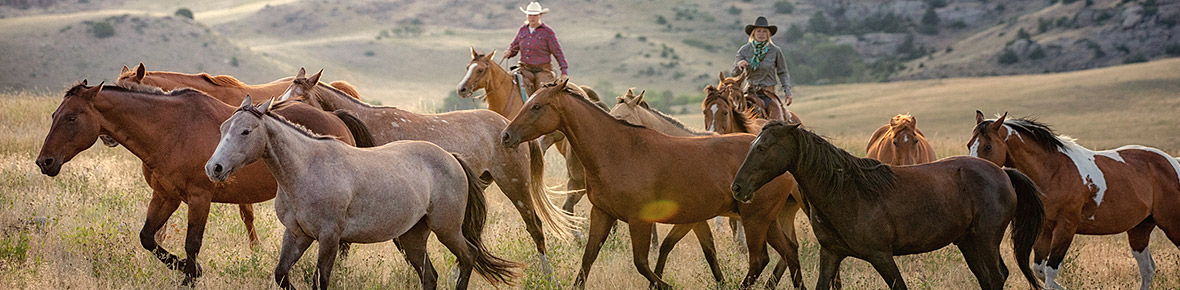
[34,82,365,285]
[206,97,521,289]
[866,114,937,165]
[970,112,1180,290]
[732,121,1045,290]
[117,63,361,101]
[501,78,805,289]
[278,69,578,279]
[609,88,808,284]
[455,48,607,214]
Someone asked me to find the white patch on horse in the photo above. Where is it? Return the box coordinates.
[708,104,719,132]
[441,120,448,123]
[1058,136,1126,208]
[515,201,525,209]
[1002,124,1025,142]
[968,139,981,157]
[1133,246,1155,290]
[390,122,400,128]
[1044,264,1063,289]
[902,135,909,142]
[456,63,478,92]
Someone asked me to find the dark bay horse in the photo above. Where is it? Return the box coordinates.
[207,97,521,289]
[971,111,1180,290]
[866,114,937,165]
[501,78,805,289]
[455,48,608,214]
[278,69,578,280]
[34,81,365,285]
[732,121,1044,290]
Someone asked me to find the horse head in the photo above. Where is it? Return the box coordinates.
[277,67,323,107]
[969,111,1011,166]
[732,121,801,202]
[457,47,498,99]
[717,71,746,110]
[206,95,274,182]
[501,77,575,148]
[886,114,922,165]
[36,80,106,176]
[609,88,647,125]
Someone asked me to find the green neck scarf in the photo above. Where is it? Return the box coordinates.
[750,41,771,69]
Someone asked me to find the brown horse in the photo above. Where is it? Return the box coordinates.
[116,63,361,102]
[714,71,798,122]
[970,111,1180,290]
[732,121,1044,290]
[501,78,805,289]
[278,69,579,281]
[866,114,937,166]
[455,48,605,214]
[702,84,767,135]
[34,81,365,285]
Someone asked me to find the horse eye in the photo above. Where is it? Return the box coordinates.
[66,115,77,122]
[984,144,992,151]
[531,104,542,110]
[240,130,250,136]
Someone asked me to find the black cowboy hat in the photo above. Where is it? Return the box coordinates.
[744,16,778,36]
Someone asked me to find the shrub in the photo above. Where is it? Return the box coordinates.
[727,5,742,16]
[774,1,795,14]
[656,15,667,25]
[91,21,115,38]
[808,12,833,35]
[997,49,1019,64]
[1028,47,1046,60]
[1016,28,1031,40]
[1122,54,1148,64]
[174,8,193,19]
[1166,43,1180,56]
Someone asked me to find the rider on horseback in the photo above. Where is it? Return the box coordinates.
[734,16,793,108]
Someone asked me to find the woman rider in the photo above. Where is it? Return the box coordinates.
[734,16,793,107]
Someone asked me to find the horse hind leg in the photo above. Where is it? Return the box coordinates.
[653,224,694,277]
[955,235,1006,290]
[398,217,439,289]
[140,194,183,270]
[493,167,557,282]
[764,218,803,289]
[1128,219,1157,290]
[626,221,671,289]
[237,204,261,249]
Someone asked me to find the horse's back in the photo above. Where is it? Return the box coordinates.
[272,102,357,146]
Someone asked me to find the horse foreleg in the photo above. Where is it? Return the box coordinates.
[653,224,694,277]
[314,231,341,290]
[816,248,846,290]
[1043,221,1080,290]
[693,222,724,284]
[739,221,771,289]
[1128,220,1157,290]
[140,193,182,270]
[573,207,616,290]
[275,229,314,290]
[398,218,438,290]
[766,217,803,289]
[865,253,907,290]
[181,194,212,285]
[627,221,671,290]
[730,217,747,253]
[237,203,260,249]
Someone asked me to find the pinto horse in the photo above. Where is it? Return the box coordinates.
[34,82,365,285]
[455,48,608,214]
[732,122,1045,290]
[207,97,521,289]
[866,114,937,166]
[277,69,578,280]
[970,112,1180,290]
[501,78,805,289]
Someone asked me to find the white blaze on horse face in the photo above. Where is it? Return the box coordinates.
[708,104,719,132]
[968,138,981,157]
[1133,246,1156,290]
[457,63,479,92]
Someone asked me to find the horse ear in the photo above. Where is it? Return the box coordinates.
[470,46,478,59]
[258,97,275,114]
[81,81,104,98]
[718,71,725,83]
[121,65,130,74]
[296,67,306,79]
[975,110,985,124]
[909,115,917,127]
[558,76,570,89]
[240,95,253,110]
[889,115,901,127]
[135,63,146,80]
[737,68,748,84]
[81,79,88,86]
[485,50,496,61]
[635,90,646,103]
[616,95,626,103]
[309,69,323,84]
[704,84,716,94]
[988,112,1008,132]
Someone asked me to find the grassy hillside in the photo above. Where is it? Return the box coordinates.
[3,59,1180,289]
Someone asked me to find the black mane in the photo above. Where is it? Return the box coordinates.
[974,116,1063,152]
[768,121,896,199]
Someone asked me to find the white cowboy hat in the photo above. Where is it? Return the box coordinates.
[519,2,549,15]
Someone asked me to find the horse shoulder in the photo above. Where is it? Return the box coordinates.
[866,124,891,153]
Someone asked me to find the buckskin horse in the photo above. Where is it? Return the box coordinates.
[970,111,1180,290]
[455,48,607,214]
[501,78,804,289]
[278,69,578,280]
[732,121,1044,290]
[206,97,521,289]
[34,81,367,285]
[866,114,938,166]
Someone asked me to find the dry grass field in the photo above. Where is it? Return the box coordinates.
[2,59,1180,289]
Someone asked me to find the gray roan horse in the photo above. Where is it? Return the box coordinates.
[276,69,578,279]
[206,97,522,289]
[731,122,1045,290]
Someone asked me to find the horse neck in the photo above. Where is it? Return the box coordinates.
[95,89,223,165]
[258,116,322,186]
[150,72,244,103]
[1004,133,1065,187]
[483,65,521,119]
[313,86,368,112]
[639,108,701,137]
[557,95,646,174]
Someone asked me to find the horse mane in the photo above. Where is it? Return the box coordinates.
[635,101,711,136]
[101,83,203,97]
[261,104,339,142]
[769,121,895,199]
[551,84,648,130]
[974,116,1063,152]
[312,81,381,110]
[200,73,247,88]
[701,87,756,133]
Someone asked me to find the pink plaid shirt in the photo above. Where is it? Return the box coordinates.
[505,23,568,75]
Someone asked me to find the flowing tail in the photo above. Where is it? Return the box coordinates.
[454,153,522,286]
[1006,168,1045,290]
[527,140,583,241]
[332,110,375,148]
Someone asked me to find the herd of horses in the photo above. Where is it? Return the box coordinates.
[29,47,1180,290]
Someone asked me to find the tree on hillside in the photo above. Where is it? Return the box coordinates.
[809,12,833,35]
[919,6,940,35]
[175,8,194,20]
[785,24,804,41]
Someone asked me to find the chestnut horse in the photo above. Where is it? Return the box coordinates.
[970,112,1180,290]
[207,98,521,289]
[34,82,365,285]
[866,114,937,166]
[731,121,1044,290]
[117,63,361,102]
[455,48,607,214]
[277,69,578,280]
[714,71,797,122]
[501,78,805,289]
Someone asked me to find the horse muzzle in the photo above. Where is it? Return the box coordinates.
[35,156,61,177]
[205,162,231,183]
[500,131,520,148]
[731,183,754,204]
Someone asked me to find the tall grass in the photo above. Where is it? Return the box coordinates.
[3,74,1179,290]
